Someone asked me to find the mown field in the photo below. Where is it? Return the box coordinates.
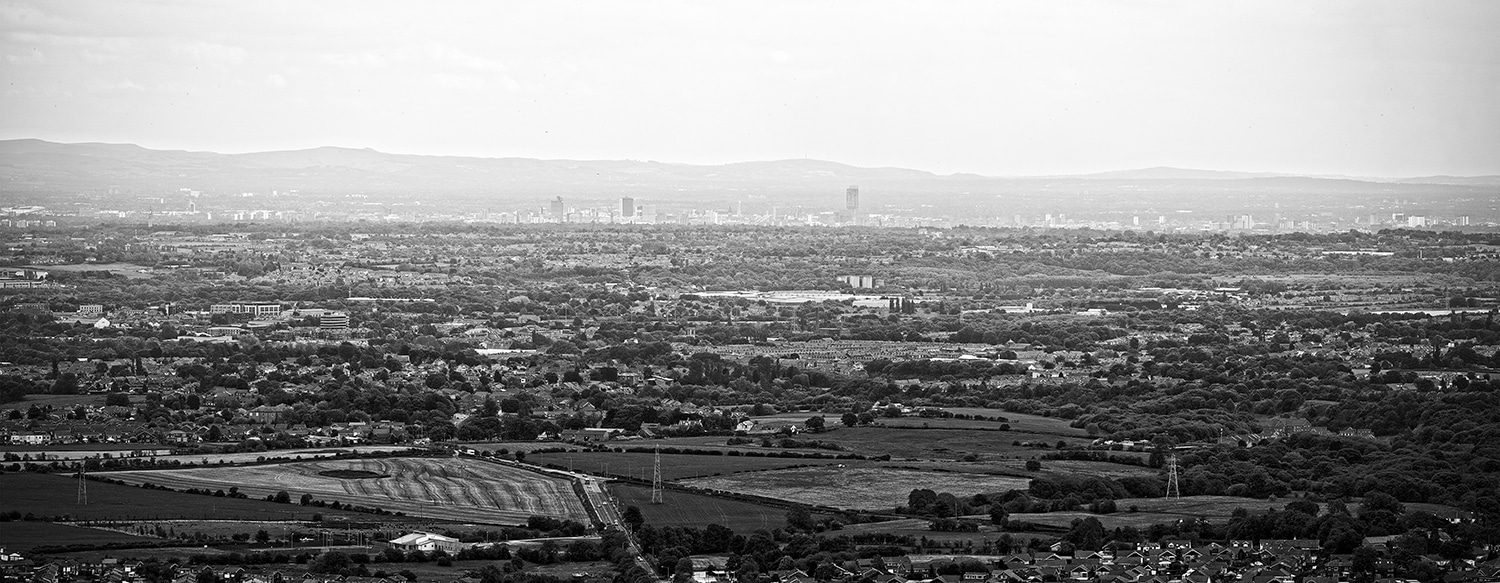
[0,521,151,552]
[808,426,1096,461]
[883,458,1154,480]
[528,451,848,481]
[140,446,414,465]
[823,517,1054,547]
[104,457,587,525]
[934,409,1089,436]
[0,472,372,522]
[681,466,1030,510]
[1009,495,1312,530]
[609,483,794,532]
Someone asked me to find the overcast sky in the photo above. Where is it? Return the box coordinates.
[2,0,1497,177]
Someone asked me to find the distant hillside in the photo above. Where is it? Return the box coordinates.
[0,139,1493,216]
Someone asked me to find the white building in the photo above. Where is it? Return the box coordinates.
[389,532,466,554]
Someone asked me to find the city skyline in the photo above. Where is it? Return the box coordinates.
[2,1,1498,178]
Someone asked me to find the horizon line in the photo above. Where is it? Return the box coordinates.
[3,136,1497,182]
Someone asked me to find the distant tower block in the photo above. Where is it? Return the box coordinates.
[621,196,635,218]
[846,186,860,212]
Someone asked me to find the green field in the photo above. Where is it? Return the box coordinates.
[1009,495,1304,530]
[884,458,1154,480]
[105,457,588,525]
[824,517,1054,547]
[0,521,152,551]
[810,426,1096,461]
[528,451,848,481]
[937,409,1089,436]
[681,466,1030,510]
[609,483,792,532]
[8,393,109,408]
[0,472,377,522]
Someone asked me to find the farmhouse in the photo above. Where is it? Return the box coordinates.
[389,532,465,554]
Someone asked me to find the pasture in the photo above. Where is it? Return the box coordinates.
[884,458,1154,481]
[528,451,848,481]
[935,409,1088,436]
[103,457,588,525]
[681,466,1029,511]
[0,521,149,551]
[0,472,372,522]
[609,483,793,532]
[810,426,1096,461]
[32,262,157,279]
[140,445,414,465]
[1009,495,1300,530]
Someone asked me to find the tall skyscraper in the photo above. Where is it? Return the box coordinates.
[846,186,860,211]
[549,196,565,220]
[621,196,635,218]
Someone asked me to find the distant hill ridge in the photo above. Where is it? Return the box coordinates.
[2,139,1496,215]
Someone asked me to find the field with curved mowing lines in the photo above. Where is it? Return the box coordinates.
[103,458,586,525]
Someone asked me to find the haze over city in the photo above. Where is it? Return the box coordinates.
[3,0,1499,178]
[5,3,1500,583]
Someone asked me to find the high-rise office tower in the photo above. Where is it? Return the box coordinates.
[846,186,860,211]
[621,197,635,218]
[550,197,565,220]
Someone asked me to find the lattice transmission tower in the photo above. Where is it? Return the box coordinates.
[1166,454,1182,499]
[77,464,88,506]
[650,445,663,504]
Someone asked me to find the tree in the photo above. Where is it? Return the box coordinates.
[255,529,271,544]
[786,506,814,531]
[51,373,79,395]
[1065,517,1106,550]
[805,416,826,433]
[104,393,131,407]
[273,490,292,504]
[841,412,859,427]
[908,488,938,510]
[622,505,644,530]
[735,558,761,583]
[1360,491,1404,517]
[989,506,1008,525]
[1026,459,1042,471]
[674,558,696,583]
[310,550,353,574]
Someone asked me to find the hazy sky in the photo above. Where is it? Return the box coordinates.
[2,0,1498,176]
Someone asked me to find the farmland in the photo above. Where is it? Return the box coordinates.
[0,521,150,552]
[881,458,1155,481]
[681,466,1030,510]
[932,409,1088,436]
[0,472,374,522]
[1010,496,1326,530]
[141,445,414,465]
[103,457,588,525]
[609,483,794,532]
[527,451,848,481]
[806,426,1098,461]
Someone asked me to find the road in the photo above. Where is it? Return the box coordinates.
[578,475,658,579]
[466,454,659,580]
